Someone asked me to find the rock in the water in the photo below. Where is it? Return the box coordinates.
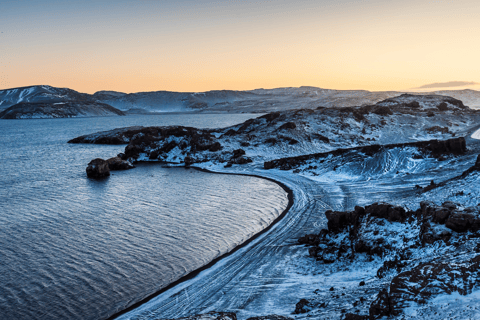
[86,159,110,179]
[106,157,134,170]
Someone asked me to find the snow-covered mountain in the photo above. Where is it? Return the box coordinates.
[2,85,480,114]
[0,101,125,119]
[0,85,94,110]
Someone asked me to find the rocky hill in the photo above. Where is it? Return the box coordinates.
[0,85,94,110]
[0,101,125,119]
[69,94,480,166]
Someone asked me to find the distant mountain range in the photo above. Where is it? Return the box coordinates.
[1,85,480,118]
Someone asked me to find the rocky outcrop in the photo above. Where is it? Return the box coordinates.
[294,299,312,314]
[369,255,480,319]
[106,157,134,170]
[278,122,296,130]
[302,200,480,263]
[461,154,480,176]
[86,159,110,179]
[86,157,134,178]
[376,93,467,111]
[121,126,224,164]
[299,200,480,318]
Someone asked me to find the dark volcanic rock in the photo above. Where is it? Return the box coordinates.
[365,203,407,223]
[86,159,110,179]
[299,199,480,318]
[369,289,392,319]
[232,149,246,158]
[445,212,479,232]
[106,157,134,170]
[301,201,480,265]
[325,208,364,233]
[369,255,480,318]
[259,112,281,122]
[278,122,296,130]
[294,299,312,314]
[236,157,253,164]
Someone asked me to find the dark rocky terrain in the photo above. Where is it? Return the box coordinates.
[298,193,480,319]
[69,94,480,167]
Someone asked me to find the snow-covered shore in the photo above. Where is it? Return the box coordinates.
[70,94,480,320]
[112,139,480,320]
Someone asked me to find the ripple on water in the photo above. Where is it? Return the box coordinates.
[0,114,288,320]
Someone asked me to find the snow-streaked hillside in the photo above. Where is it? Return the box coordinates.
[69,94,480,165]
[0,85,94,110]
[0,101,125,119]
[2,85,480,114]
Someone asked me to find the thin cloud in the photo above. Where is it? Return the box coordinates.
[415,81,479,89]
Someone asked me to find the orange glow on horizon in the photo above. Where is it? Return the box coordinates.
[1,0,479,94]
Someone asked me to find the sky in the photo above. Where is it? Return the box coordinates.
[1,0,479,93]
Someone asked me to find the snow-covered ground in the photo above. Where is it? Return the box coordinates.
[113,133,480,320]
[69,94,480,320]
[471,127,480,140]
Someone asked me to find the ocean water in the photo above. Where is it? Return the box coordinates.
[0,114,289,320]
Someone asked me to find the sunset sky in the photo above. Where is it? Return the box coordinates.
[1,0,479,93]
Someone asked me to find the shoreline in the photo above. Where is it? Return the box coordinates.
[106,165,294,320]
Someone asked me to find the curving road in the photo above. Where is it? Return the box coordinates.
[114,168,341,320]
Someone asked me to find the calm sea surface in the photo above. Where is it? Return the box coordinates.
[0,114,288,320]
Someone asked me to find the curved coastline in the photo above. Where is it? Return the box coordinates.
[106,165,294,320]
